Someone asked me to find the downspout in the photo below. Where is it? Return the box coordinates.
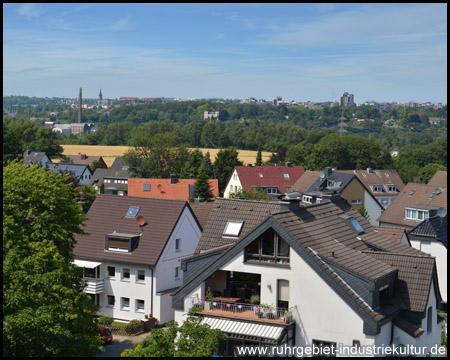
[150,266,154,316]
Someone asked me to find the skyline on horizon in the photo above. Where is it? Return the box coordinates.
[3,3,447,103]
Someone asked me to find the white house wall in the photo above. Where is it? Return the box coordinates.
[364,191,383,226]
[410,240,447,303]
[223,169,242,198]
[220,249,375,349]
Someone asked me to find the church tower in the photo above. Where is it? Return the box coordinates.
[98,88,103,106]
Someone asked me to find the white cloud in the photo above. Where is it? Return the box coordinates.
[16,3,41,20]
[106,14,132,31]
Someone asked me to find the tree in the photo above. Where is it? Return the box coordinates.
[268,146,288,165]
[3,161,103,357]
[99,182,105,194]
[202,151,214,178]
[414,163,447,184]
[180,149,204,178]
[78,184,97,213]
[358,204,370,222]
[192,165,214,202]
[213,147,243,196]
[286,144,307,166]
[229,187,271,201]
[121,316,227,357]
[255,148,262,166]
[90,160,104,173]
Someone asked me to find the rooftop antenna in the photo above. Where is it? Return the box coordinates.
[136,215,146,227]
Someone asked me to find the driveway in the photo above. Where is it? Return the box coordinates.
[95,332,150,357]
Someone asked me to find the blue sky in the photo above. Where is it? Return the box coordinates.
[3,3,447,103]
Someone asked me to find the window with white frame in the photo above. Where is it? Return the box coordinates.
[230,185,233,192]
[405,208,429,221]
[223,220,244,237]
[107,295,115,307]
[107,266,115,278]
[266,188,277,194]
[121,297,130,310]
[137,269,145,282]
[302,195,313,204]
[387,185,397,192]
[351,199,362,204]
[175,238,181,252]
[122,268,130,280]
[372,185,383,192]
[136,299,145,312]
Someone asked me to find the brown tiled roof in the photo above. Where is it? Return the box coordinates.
[190,202,215,230]
[340,169,404,196]
[194,198,282,255]
[364,252,436,312]
[65,154,106,168]
[290,170,322,193]
[427,170,447,187]
[73,195,188,266]
[374,226,408,243]
[377,183,447,228]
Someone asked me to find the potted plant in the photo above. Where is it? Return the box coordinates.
[147,313,157,329]
[250,294,260,306]
[284,311,293,324]
[205,287,214,310]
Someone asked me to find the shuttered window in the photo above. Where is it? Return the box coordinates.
[108,238,129,250]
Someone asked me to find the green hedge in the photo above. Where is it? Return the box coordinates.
[109,320,144,336]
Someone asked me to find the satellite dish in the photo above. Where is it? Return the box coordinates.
[437,207,447,217]
[136,215,146,227]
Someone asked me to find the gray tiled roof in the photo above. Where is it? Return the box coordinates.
[305,171,355,194]
[23,151,47,165]
[47,163,90,180]
[73,195,188,266]
[194,198,282,255]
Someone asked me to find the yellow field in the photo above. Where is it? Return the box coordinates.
[61,145,271,168]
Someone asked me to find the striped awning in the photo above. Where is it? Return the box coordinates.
[200,317,284,343]
[73,259,101,269]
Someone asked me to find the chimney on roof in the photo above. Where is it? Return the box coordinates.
[324,167,332,177]
[170,174,176,185]
[367,168,373,173]
[80,154,86,160]
[189,174,195,179]
[247,163,253,167]
[285,162,292,167]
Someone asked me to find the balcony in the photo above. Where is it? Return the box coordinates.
[188,298,295,325]
[83,277,105,294]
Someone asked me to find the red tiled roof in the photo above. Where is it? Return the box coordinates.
[128,178,219,201]
[235,166,304,194]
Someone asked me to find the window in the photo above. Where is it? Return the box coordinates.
[266,188,277,194]
[302,195,313,204]
[405,208,429,221]
[372,185,383,192]
[137,270,145,282]
[351,199,362,204]
[312,339,337,357]
[387,185,397,192]
[107,237,129,252]
[122,268,130,280]
[121,297,130,310]
[175,238,181,252]
[175,266,181,279]
[107,295,115,307]
[107,266,115,277]
[245,228,290,265]
[259,173,263,178]
[230,185,233,192]
[233,173,237,180]
[125,206,140,218]
[427,306,433,333]
[349,218,365,235]
[136,299,145,312]
[143,183,150,192]
[379,285,389,307]
[223,220,244,237]
[283,173,290,179]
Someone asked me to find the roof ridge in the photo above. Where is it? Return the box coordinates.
[361,250,433,259]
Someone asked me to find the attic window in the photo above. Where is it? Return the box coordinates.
[125,206,140,218]
[372,185,383,192]
[283,173,290,179]
[349,218,365,235]
[223,220,244,237]
[387,185,397,192]
[143,183,150,192]
[259,173,263,178]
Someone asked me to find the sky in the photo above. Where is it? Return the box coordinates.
[3,3,447,103]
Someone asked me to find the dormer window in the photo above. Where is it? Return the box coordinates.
[387,185,397,192]
[302,195,313,204]
[223,220,244,237]
[106,233,140,252]
[379,285,389,307]
[405,208,429,221]
[125,206,140,218]
[372,185,383,192]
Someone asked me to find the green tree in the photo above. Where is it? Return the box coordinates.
[286,144,307,166]
[414,163,447,184]
[358,203,370,222]
[121,316,227,357]
[192,165,214,202]
[202,151,214,178]
[3,161,103,357]
[78,184,97,213]
[229,187,271,201]
[213,147,243,196]
[90,160,104,173]
[99,182,105,194]
[255,148,262,166]
[180,149,204,178]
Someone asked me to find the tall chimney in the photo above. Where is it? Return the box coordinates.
[78,88,82,123]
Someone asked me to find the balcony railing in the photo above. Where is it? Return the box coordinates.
[83,277,105,294]
[188,298,295,325]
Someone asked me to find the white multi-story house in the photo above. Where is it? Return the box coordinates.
[73,195,202,324]
[23,150,51,167]
[172,198,443,356]
[47,163,93,185]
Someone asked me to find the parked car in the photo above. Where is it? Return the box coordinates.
[90,325,113,344]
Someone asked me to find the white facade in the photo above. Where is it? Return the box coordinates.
[410,239,447,304]
[224,169,243,198]
[363,191,383,226]
[79,206,202,324]
[79,168,92,185]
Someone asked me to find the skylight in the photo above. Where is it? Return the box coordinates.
[349,218,365,235]
[283,173,290,179]
[223,220,244,237]
[259,173,263,178]
[125,206,140,218]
